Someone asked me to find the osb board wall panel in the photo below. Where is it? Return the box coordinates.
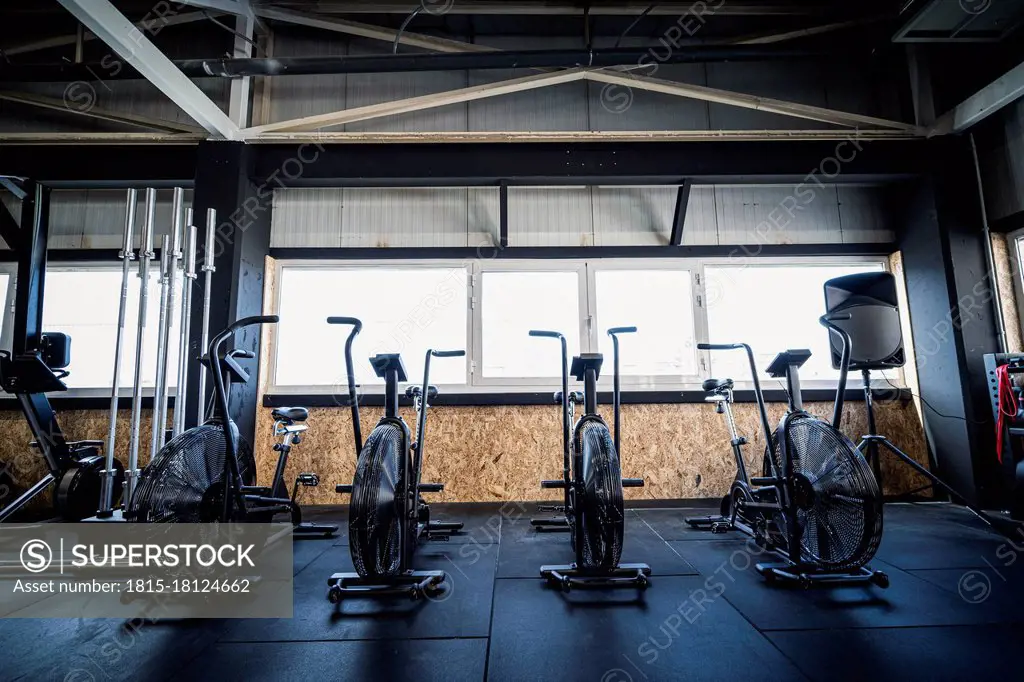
[991,233,1024,353]
[0,410,164,514]
[254,399,931,504]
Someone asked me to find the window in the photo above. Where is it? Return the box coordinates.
[704,262,885,384]
[0,272,10,341]
[268,257,891,394]
[593,269,698,382]
[42,268,181,390]
[273,266,469,388]
[481,270,582,379]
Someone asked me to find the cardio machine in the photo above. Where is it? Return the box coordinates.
[686,315,888,589]
[128,315,328,526]
[529,326,651,590]
[0,181,124,522]
[327,316,465,602]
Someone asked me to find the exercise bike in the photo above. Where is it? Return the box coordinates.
[0,333,124,522]
[128,315,310,525]
[327,316,465,602]
[686,315,889,589]
[528,326,651,590]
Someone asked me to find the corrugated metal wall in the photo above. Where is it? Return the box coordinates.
[1,190,191,249]
[1,27,903,134]
[260,31,904,132]
[269,185,896,248]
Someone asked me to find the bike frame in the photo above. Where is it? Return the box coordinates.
[208,314,280,522]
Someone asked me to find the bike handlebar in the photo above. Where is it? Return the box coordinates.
[327,316,363,333]
[529,330,563,339]
[607,326,637,335]
[698,343,745,351]
[430,349,466,358]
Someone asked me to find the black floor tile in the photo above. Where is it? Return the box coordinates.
[220,544,496,642]
[0,617,225,682]
[875,511,1013,571]
[486,576,808,682]
[179,638,487,682]
[292,540,333,576]
[767,625,1024,682]
[674,539,1017,630]
[633,507,735,541]
[908,565,1024,607]
[496,516,698,579]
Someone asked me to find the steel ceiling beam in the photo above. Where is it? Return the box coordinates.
[932,61,1024,134]
[55,0,242,140]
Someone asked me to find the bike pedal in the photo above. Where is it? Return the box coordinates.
[336,484,353,494]
[710,522,730,534]
[537,505,564,512]
[426,533,452,542]
[297,473,320,487]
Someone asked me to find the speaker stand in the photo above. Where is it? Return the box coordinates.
[861,369,884,487]
[859,371,1014,537]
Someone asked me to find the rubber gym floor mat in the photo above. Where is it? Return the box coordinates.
[219,544,496,643]
[672,539,1020,630]
[496,517,698,579]
[766,624,1023,682]
[631,507,752,542]
[486,576,809,682]
[907,565,1024,606]
[293,541,334,576]
[874,522,1018,572]
[179,639,488,682]
[0,616,227,682]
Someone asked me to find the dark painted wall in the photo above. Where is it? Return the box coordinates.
[899,139,1002,506]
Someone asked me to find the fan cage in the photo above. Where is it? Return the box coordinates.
[349,420,407,578]
[126,420,256,524]
[574,418,624,570]
[778,413,883,570]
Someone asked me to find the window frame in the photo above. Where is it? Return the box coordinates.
[1,261,183,398]
[1008,227,1024,344]
[473,259,590,388]
[700,255,895,390]
[266,255,897,396]
[584,259,705,390]
[267,259,474,395]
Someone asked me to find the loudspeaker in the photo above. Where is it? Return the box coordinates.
[823,272,905,371]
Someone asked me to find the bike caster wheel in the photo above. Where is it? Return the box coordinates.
[710,522,730,534]
[327,586,342,604]
[409,588,422,601]
[799,574,812,590]
[637,575,650,589]
[871,571,890,589]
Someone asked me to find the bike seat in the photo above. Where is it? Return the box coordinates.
[702,378,733,393]
[406,385,438,399]
[272,407,309,423]
[370,354,408,381]
[570,354,603,381]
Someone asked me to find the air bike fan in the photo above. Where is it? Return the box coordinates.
[687,315,888,588]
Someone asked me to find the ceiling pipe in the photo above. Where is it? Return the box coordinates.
[0,46,824,81]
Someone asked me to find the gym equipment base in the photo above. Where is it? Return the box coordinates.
[540,562,651,590]
[326,570,449,602]
[293,522,338,538]
[530,516,572,533]
[756,562,890,589]
[684,514,890,589]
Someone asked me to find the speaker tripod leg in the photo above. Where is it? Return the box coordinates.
[869,436,1003,533]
